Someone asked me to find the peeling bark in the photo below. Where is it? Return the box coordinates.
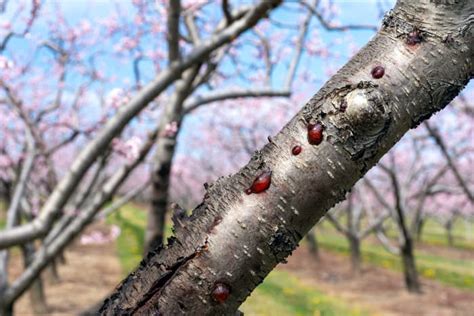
[100,1,473,314]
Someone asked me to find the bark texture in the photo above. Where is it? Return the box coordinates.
[100,1,473,314]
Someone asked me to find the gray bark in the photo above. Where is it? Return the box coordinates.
[100,0,472,314]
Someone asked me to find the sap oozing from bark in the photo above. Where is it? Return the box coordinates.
[246,171,272,194]
[307,122,324,145]
[371,66,385,79]
[291,145,302,155]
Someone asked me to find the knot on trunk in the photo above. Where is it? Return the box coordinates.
[344,86,388,134]
[327,82,391,164]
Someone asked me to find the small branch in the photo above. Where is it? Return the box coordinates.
[167,0,181,63]
[184,14,201,45]
[284,0,314,89]
[300,1,378,32]
[222,0,233,25]
[375,228,400,255]
[324,211,350,235]
[254,30,273,84]
[95,181,150,220]
[359,213,390,239]
[424,121,474,202]
[184,88,290,114]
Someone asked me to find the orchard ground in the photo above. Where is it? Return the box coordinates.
[10,203,474,315]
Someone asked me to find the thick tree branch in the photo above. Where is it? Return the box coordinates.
[2,127,160,306]
[0,130,36,296]
[100,1,473,313]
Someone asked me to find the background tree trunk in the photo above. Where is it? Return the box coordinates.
[400,237,420,293]
[445,220,454,246]
[20,243,48,314]
[100,0,472,314]
[415,217,425,242]
[145,67,199,253]
[305,228,319,259]
[348,234,361,275]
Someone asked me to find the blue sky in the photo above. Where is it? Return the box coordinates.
[47,0,395,90]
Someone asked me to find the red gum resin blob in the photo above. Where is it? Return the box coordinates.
[292,145,302,155]
[246,171,272,194]
[212,283,230,303]
[371,65,385,79]
[307,123,324,145]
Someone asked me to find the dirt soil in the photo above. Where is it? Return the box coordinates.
[281,247,474,316]
[11,224,122,315]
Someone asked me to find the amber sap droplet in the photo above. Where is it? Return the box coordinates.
[212,283,230,303]
[307,123,324,145]
[292,145,302,155]
[247,171,272,194]
[371,65,384,79]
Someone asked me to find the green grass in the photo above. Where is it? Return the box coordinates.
[241,270,369,316]
[320,217,474,251]
[0,199,6,229]
[416,219,474,250]
[107,203,371,315]
[106,203,148,274]
[315,227,474,290]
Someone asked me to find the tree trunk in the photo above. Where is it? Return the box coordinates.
[0,303,13,316]
[145,67,199,254]
[0,180,12,210]
[29,278,48,314]
[100,1,473,314]
[446,220,454,246]
[416,217,424,242]
[306,228,319,259]
[400,237,421,293]
[46,259,60,283]
[348,234,361,275]
[21,243,48,314]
